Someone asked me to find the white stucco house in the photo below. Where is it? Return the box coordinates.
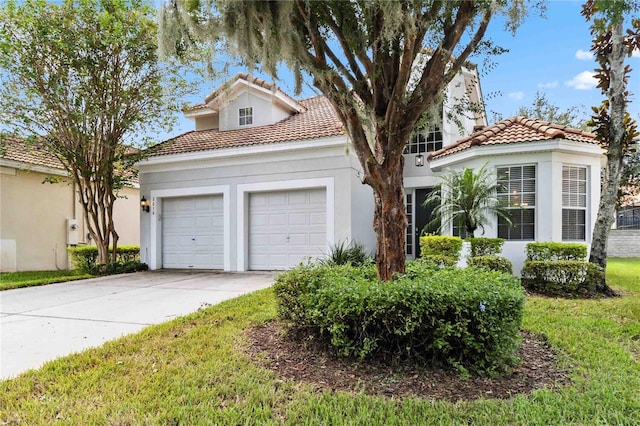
[137,72,603,274]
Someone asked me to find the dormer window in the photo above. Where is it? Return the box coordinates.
[239,107,253,126]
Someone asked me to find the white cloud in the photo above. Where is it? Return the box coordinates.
[633,49,640,58]
[565,71,598,90]
[508,91,525,100]
[575,49,593,60]
[538,81,559,89]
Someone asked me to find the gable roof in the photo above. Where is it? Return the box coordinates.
[428,116,598,160]
[184,72,305,115]
[0,136,65,171]
[147,95,344,157]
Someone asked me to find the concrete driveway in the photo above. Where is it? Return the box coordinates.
[0,271,275,380]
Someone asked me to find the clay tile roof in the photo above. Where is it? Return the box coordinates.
[428,116,597,161]
[0,135,139,184]
[0,136,64,170]
[147,95,345,157]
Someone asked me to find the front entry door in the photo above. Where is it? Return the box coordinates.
[414,188,440,259]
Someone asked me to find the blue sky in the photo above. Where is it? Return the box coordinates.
[164,0,640,141]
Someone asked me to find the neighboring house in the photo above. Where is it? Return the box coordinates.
[0,137,140,272]
[137,72,604,274]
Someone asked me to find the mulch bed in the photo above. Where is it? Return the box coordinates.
[246,322,571,402]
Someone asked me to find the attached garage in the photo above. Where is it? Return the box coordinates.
[162,195,224,269]
[248,188,327,270]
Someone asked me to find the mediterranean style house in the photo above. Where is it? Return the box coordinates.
[137,72,603,275]
[0,137,140,271]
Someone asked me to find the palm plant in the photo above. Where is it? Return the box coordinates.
[424,164,512,236]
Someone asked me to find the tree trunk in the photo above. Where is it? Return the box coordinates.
[588,19,625,296]
[369,157,407,282]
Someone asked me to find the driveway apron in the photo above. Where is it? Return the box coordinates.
[0,271,275,380]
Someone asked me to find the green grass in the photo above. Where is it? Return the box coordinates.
[0,270,94,291]
[1,258,639,425]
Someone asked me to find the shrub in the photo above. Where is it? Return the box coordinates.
[273,262,377,324]
[526,242,587,261]
[419,236,463,261]
[420,255,458,268]
[521,260,605,297]
[468,255,513,274]
[468,237,505,257]
[67,246,144,275]
[274,262,525,375]
[323,240,370,266]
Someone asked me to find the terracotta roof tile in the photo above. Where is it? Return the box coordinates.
[0,136,64,170]
[428,116,597,160]
[0,135,139,185]
[148,96,345,157]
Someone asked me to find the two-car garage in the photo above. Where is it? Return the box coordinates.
[159,187,328,271]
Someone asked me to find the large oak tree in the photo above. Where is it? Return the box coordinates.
[0,0,188,265]
[162,0,531,280]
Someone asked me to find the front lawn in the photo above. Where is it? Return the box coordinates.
[0,270,93,291]
[1,258,638,424]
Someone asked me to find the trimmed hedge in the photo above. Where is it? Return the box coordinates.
[419,236,462,263]
[274,262,525,375]
[521,260,604,297]
[468,238,505,257]
[468,255,513,274]
[520,242,607,297]
[526,242,587,261]
[67,245,146,275]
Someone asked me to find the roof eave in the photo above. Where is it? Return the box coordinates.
[429,139,604,171]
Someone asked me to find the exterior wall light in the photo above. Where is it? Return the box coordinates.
[415,154,425,167]
[141,196,150,213]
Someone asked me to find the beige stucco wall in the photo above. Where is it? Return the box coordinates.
[0,167,139,271]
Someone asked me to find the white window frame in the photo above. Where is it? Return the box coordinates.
[405,191,414,256]
[496,164,536,241]
[238,107,253,126]
[562,165,588,241]
[404,124,443,155]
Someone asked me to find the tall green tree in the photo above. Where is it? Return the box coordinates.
[0,0,188,265]
[161,0,532,281]
[424,164,512,237]
[582,0,639,276]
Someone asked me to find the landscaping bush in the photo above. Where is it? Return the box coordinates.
[468,237,505,257]
[419,236,462,261]
[67,246,145,275]
[520,242,607,297]
[468,255,513,274]
[274,261,525,375]
[323,240,370,266]
[419,254,458,268]
[526,242,587,261]
[521,260,604,297]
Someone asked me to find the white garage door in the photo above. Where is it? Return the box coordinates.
[249,188,327,270]
[162,195,224,269]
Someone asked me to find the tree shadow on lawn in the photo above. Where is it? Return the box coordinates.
[246,321,571,402]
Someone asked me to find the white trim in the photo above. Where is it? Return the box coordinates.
[430,139,604,170]
[137,135,348,169]
[236,177,335,271]
[148,185,231,271]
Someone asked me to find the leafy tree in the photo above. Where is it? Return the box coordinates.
[0,0,188,265]
[424,164,512,237]
[492,90,587,128]
[582,0,639,279]
[160,0,532,281]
